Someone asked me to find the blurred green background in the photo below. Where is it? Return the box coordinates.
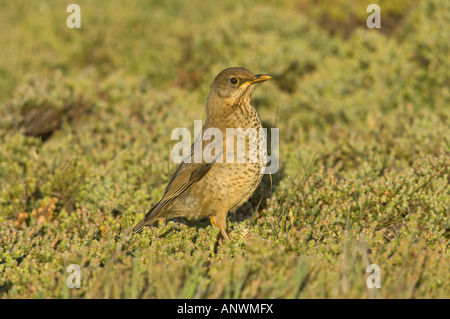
[0,0,448,298]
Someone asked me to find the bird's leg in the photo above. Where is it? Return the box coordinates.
[217,227,230,245]
[211,214,230,245]
[210,216,217,228]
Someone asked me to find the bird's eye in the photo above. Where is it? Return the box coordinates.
[230,77,238,85]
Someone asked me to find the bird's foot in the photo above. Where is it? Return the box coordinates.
[216,227,230,245]
[210,216,230,245]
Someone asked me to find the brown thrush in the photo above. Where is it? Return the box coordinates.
[133,67,272,243]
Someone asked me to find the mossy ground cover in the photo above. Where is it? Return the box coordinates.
[0,0,448,298]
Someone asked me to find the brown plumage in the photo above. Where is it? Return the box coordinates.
[133,67,271,243]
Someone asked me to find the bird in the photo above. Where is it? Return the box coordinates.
[133,67,272,243]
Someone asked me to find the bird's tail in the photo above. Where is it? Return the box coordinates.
[132,219,147,234]
[132,201,164,234]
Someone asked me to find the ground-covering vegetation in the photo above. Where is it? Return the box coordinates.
[0,0,448,298]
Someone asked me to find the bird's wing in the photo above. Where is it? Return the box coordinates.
[161,132,221,205]
[133,136,220,232]
[160,160,214,206]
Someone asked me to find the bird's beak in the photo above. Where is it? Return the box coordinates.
[241,74,272,87]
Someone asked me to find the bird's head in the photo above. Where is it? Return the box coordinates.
[208,67,272,109]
